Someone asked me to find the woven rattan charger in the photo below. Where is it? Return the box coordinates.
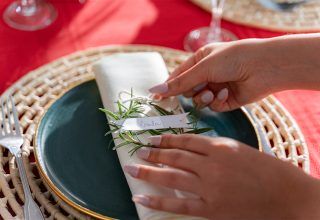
[0,45,309,219]
[190,0,320,33]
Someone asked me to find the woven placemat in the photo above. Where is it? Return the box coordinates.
[190,0,320,32]
[0,45,309,219]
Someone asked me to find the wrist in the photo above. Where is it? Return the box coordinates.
[233,38,285,94]
[236,34,320,93]
[261,34,320,91]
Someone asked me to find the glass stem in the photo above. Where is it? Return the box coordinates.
[207,0,225,43]
[19,0,38,16]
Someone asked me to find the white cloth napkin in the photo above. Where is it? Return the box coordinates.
[93,52,205,220]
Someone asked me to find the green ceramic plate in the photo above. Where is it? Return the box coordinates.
[35,80,259,220]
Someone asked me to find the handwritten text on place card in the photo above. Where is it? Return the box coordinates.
[114,113,190,131]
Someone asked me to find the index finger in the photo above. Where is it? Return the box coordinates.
[148,134,213,155]
[167,45,211,81]
[167,54,198,81]
[148,61,209,97]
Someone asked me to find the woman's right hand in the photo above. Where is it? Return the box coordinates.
[149,35,320,112]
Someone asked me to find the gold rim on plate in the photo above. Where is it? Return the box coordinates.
[33,77,115,220]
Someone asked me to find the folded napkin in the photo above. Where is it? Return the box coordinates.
[93,52,205,220]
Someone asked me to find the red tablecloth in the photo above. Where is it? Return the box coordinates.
[0,0,319,177]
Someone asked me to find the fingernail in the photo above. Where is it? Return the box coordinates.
[193,83,207,92]
[151,94,162,101]
[217,88,228,101]
[132,195,150,206]
[148,136,162,146]
[201,91,214,104]
[149,83,168,94]
[137,147,151,159]
[124,165,140,177]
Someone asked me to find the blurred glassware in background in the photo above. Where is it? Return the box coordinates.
[184,0,238,52]
[3,0,57,31]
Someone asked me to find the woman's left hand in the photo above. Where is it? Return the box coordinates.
[124,134,320,220]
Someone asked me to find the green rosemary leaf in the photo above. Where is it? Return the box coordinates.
[113,141,131,150]
[118,101,128,110]
[106,122,120,129]
[117,101,123,116]
[105,128,119,136]
[129,88,134,110]
[148,129,163,135]
[128,148,140,156]
[128,144,150,156]
[120,132,139,144]
[168,127,178,134]
[150,103,174,115]
[99,108,119,120]
[187,107,200,128]
[133,132,143,143]
[135,130,149,135]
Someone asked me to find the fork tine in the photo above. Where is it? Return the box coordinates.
[0,96,8,135]
[10,96,21,136]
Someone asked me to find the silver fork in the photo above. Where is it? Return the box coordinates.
[0,96,44,220]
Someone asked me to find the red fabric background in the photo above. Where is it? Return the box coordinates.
[0,0,319,177]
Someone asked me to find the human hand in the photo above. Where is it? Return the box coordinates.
[124,134,320,220]
[149,40,278,112]
[149,35,320,112]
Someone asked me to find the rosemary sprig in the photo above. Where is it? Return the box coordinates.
[100,90,213,156]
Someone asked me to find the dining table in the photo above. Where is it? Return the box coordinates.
[0,0,319,188]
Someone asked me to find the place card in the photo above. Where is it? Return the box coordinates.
[114,113,190,131]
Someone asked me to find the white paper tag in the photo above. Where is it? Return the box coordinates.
[114,113,190,131]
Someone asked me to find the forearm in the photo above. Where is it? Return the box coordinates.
[239,34,320,92]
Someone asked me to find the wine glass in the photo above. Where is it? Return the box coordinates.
[3,0,57,31]
[184,0,238,52]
